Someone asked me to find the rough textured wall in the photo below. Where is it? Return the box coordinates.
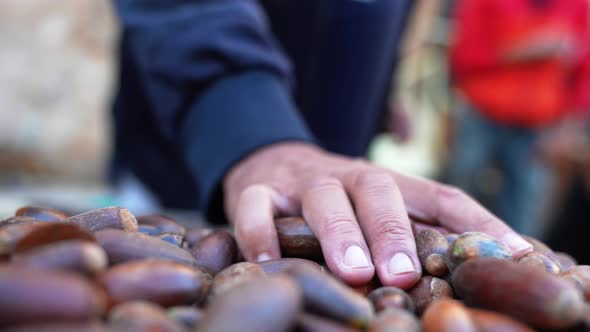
[0,0,118,183]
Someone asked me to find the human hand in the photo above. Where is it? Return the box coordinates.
[223,142,532,288]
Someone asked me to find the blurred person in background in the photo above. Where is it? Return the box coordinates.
[447,0,590,236]
[110,0,533,288]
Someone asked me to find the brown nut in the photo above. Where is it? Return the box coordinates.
[561,265,590,301]
[275,217,322,259]
[416,229,449,276]
[137,214,186,235]
[190,229,237,275]
[15,206,68,222]
[446,232,512,272]
[108,301,183,332]
[12,240,107,276]
[369,307,421,332]
[367,287,415,313]
[408,276,453,315]
[467,308,534,332]
[0,266,107,327]
[518,251,561,274]
[452,258,585,330]
[99,259,211,307]
[63,206,138,232]
[422,298,477,332]
[95,229,196,266]
[258,258,325,275]
[167,306,204,330]
[211,262,266,299]
[0,223,41,257]
[14,222,95,254]
[286,264,374,328]
[197,276,302,332]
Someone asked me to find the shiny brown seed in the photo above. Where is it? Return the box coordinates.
[368,287,415,313]
[275,217,322,259]
[408,276,453,315]
[63,206,138,232]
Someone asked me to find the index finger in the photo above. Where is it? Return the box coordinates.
[391,173,533,257]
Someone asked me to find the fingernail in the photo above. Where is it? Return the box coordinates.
[502,233,533,254]
[256,252,272,262]
[388,253,416,275]
[343,245,370,269]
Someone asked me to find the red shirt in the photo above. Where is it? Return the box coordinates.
[450,0,590,127]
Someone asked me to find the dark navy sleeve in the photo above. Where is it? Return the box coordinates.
[113,0,314,216]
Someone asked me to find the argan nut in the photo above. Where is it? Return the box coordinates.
[12,240,107,275]
[369,307,421,332]
[286,264,374,328]
[137,224,161,236]
[518,251,561,274]
[467,308,534,332]
[0,223,41,257]
[275,217,322,259]
[422,299,477,332]
[0,216,39,228]
[137,214,186,236]
[258,258,325,275]
[15,206,68,222]
[108,301,184,332]
[368,287,415,313]
[416,229,449,276]
[0,266,107,327]
[190,229,237,275]
[561,265,590,301]
[197,276,302,332]
[95,229,196,266]
[184,228,213,248]
[99,260,211,307]
[167,306,204,329]
[296,313,359,332]
[157,233,184,247]
[211,262,266,299]
[555,252,577,272]
[63,206,138,232]
[408,276,453,315]
[446,232,512,271]
[452,258,585,329]
[14,223,95,254]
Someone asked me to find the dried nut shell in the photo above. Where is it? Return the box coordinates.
[167,306,204,329]
[467,308,534,332]
[561,265,590,301]
[518,251,561,274]
[197,276,302,332]
[63,207,138,232]
[258,258,325,275]
[0,266,106,327]
[15,206,68,222]
[95,229,196,266]
[108,301,183,332]
[408,276,453,314]
[99,259,211,307]
[368,287,415,313]
[137,214,186,236]
[286,264,374,328]
[452,258,585,329]
[190,229,237,275]
[369,307,421,332]
[211,262,266,299]
[14,223,95,254]
[12,240,107,275]
[446,232,512,271]
[275,217,322,259]
[416,229,449,276]
[422,298,477,332]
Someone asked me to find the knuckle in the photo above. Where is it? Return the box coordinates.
[322,213,358,237]
[308,176,343,193]
[353,171,395,195]
[373,216,412,240]
[435,185,470,212]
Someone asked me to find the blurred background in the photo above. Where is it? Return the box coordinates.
[1,0,589,261]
